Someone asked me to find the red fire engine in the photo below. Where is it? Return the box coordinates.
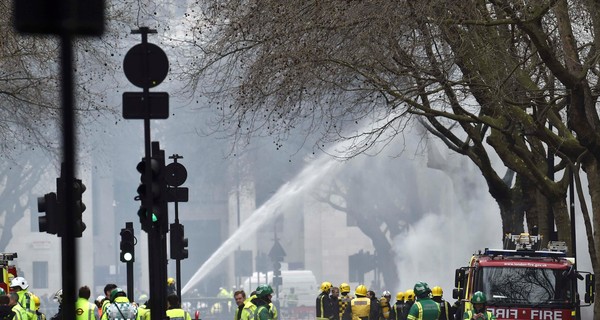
[453,233,594,320]
[0,253,18,293]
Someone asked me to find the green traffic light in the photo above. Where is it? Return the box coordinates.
[137,207,158,222]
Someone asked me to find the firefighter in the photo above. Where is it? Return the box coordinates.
[401,290,414,320]
[431,286,453,320]
[316,282,333,320]
[75,286,100,320]
[350,285,370,320]
[338,283,352,320]
[388,292,405,320]
[406,282,439,320]
[167,278,177,296]
[463,292,496,320]
[166,294,191,320]
[253,284,275,320]
[10,277,37,320]
[379,291,391,320]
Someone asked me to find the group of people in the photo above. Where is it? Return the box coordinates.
[233,284,278,320]
[315,281,496,320]
[0,276,191,320]
[0,276,49,320]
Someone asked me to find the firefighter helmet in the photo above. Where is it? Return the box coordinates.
[53,289,63,304]
[256,284,273,298]
[404,289,415,301]
[431,286,443,297]
[355,285,367,297]
[340,283,351,294]
[32,295,40,308]
[167,277,175,285]
[10,277,29,290]
[382,290,391,298]
[110,288,126,301]
[471,291,487,304]
[396,292,404,301]
[320,281,332,292]
[413,281,431,298]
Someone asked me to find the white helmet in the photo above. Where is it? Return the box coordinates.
[54,289,63,304]
[382,290,391,297]
[10,277,28,290]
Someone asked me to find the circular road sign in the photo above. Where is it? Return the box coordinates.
[123,43,169,88]
[165,162,188,187]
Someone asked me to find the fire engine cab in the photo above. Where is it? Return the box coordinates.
[0,253,18,293]
[453,233,594,320]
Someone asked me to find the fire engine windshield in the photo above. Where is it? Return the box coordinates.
[480,267,573,306]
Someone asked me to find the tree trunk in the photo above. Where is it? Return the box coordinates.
[581,159,600,313]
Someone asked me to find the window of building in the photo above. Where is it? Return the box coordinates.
[32,261,48,288]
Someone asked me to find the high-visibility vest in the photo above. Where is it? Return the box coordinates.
[75,298,99,320]
[166,308,191,320]
[351,297,370,320]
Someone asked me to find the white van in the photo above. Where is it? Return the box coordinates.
[242,270,317,307]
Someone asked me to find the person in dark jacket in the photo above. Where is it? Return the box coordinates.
[316,282,333,320]
[0,295,15,320]
[367,291,380,320]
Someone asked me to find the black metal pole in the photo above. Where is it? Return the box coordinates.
[126,222,134,300]
[131,27,166,320]
[60,25,77,320]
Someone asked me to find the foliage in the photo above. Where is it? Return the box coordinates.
[175,0,600,312]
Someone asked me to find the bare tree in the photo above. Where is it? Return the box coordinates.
[176,0,600,311]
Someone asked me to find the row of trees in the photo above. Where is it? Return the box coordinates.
[174,0,600,313]
[3,0,600,313]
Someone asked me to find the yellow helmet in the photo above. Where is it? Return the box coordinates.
[32,295,40,307]
[320,281,332,292]
[355,284,367,297]
[431,286,443,297]
[405,289,415,301]
[396,292,404,301]
[167,277,175,285]
[340,283,351,294]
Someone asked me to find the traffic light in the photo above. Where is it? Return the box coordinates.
[120,226,135,262]
[37,192,59,235]
[73,179,86,237]
[169,223,188,260]
[136,155,165,231]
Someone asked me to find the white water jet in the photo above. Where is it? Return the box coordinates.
[181,150,343,294]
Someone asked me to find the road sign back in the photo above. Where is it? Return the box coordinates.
[123,43,169,88]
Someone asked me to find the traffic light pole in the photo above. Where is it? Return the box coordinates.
[170,154,184,299]
[60,30,77,320]
[133,27,167,320]
[125,222,134,300]
[15,4,103,320]
[125,27,172,320]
